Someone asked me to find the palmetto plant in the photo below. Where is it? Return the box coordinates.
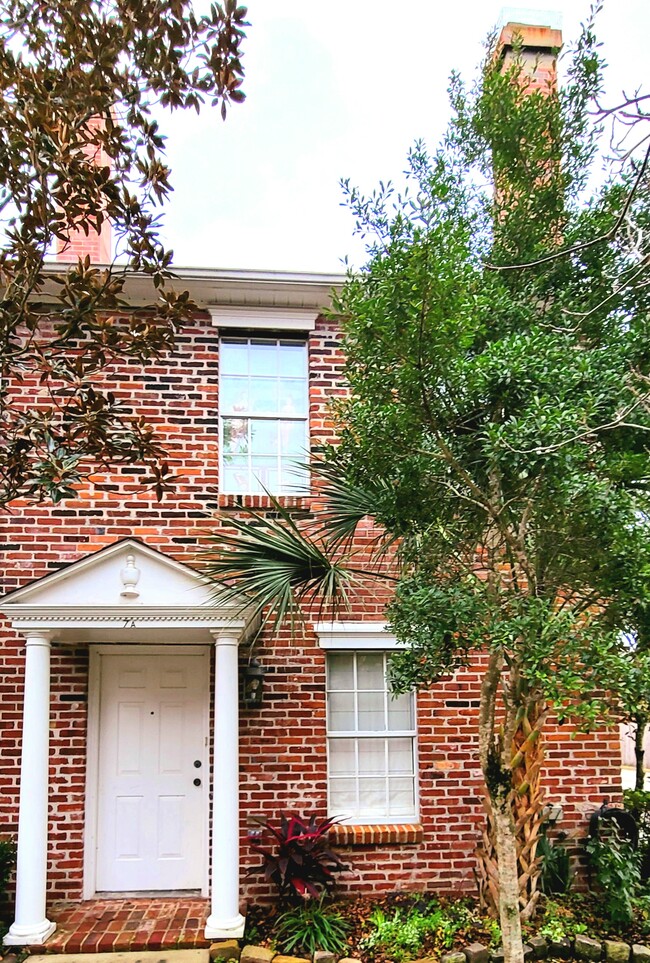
[202,466,397,630]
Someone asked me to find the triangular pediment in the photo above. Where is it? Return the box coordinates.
[2,539,212,609]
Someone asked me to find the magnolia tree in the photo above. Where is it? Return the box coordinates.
[204,18,650,963]
[0,0,247,505]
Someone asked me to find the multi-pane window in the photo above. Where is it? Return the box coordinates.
[326,651,417,822]
[220,337,308,494]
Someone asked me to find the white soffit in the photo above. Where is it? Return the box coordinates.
[208,305,319,331]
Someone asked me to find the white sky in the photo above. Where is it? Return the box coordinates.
[158,1,649,274]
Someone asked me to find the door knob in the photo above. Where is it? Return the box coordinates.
[193,777,201,787]
[193,759,202,768]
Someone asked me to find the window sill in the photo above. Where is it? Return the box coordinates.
[331,824,424,846]
[217,493,312,512]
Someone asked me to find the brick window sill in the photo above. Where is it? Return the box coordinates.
[217,493,313,512]
[331,824,424,846]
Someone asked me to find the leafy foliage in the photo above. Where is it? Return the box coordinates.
[273,899,351,956]
[0,0,247,504]
[538,832,572,897]
[622,790,650,882]
[247,813,347,902]
[203,492,360,631]
[586,822,642,925]
[536,899,587,941]
[0,837,16,898]
[358,899,476,963]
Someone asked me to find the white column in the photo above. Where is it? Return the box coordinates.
[5,631,56,945]
[205,630,245,939]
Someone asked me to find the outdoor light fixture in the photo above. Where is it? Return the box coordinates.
[242,658,266,707]
[544,803,564,826]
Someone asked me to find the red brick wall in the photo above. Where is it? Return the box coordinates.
[0,311,622,906]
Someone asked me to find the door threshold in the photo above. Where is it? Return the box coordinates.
[94,889,203,898]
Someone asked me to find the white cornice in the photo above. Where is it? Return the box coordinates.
[4,607,255,644]
[40,263,344,311]
[3,605,246,623]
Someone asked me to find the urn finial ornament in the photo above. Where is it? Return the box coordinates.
[120,553,141,599]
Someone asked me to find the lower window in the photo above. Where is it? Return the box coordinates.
[326,651,417,822]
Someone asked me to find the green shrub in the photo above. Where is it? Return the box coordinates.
[273,900,350,957]
[481,916,502,948]
[0,838,16,897]
[623,789,650,881]
[539,832,571,896]
[585,824,641,925]
[632,893,650,936]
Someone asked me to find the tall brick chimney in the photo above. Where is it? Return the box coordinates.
[497,10,562,90]
[55,116,112,264]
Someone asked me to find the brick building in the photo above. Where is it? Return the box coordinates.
[0,18,622,951]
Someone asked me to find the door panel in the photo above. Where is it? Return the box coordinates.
[95,651,207,892]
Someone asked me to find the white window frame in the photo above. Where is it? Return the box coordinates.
[316,622,419,825]
[219,336,309,495]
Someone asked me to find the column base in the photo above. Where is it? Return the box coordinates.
[4,919,56,946]
[204,912,246,939]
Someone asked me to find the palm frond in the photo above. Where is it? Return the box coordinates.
[202,493,355,631]
[311,456,398,555]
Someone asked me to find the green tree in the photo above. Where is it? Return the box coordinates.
[0,0,247,505]
[597,524,650,791]
[204,18,650,963]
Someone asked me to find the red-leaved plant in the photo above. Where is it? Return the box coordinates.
[248,813,347,901]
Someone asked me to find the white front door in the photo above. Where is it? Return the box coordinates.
[95,650,208,892]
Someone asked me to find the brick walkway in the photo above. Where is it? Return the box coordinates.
[30,898,213,953]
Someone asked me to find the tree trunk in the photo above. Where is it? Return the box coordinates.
[493,797,525,963]
[635,713,648,792]
[476,649,526,963]
[477,698,546,921]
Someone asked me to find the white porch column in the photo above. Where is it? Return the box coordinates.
[5,631,56,945]
[205,630,245,939]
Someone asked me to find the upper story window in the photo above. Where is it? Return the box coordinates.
[220,337,309,495]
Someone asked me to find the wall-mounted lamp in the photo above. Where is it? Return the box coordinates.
[242,659,267,708]
[544,803,564,826]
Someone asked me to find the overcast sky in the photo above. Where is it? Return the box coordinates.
[158,1,649,275]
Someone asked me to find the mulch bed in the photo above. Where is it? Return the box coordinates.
[245,891,650,962]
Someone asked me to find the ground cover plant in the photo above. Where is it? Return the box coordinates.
[357,898,481,963]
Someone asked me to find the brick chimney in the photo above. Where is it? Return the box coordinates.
[55,116,112,264]
[498,12,562,90]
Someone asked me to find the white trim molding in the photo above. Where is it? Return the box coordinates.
[209,304,319,331]
[314,621,406,650]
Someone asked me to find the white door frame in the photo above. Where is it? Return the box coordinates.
[84,644,210,899]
